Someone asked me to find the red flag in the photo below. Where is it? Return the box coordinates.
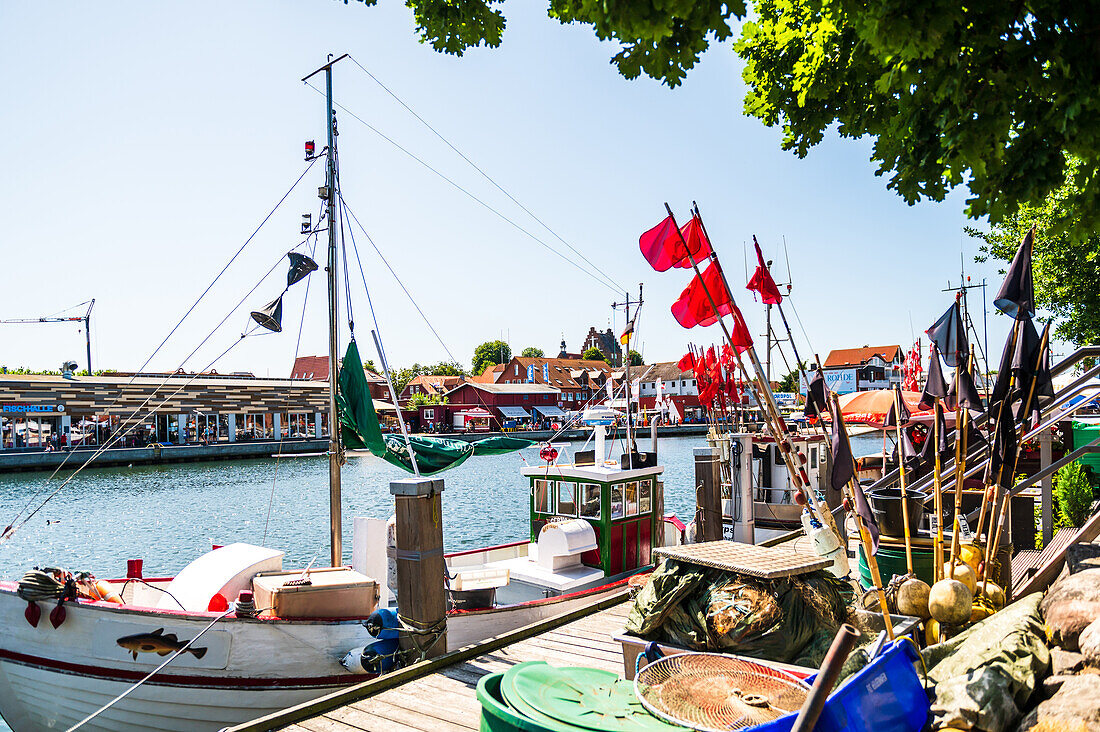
[675,216,712,269]
[747,238,783,305]
[677,352,695,373]
[671,262,734,328]
[727,305,754,354]
[639,214,711,272]
[705,345,717,371]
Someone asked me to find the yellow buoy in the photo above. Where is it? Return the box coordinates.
[929,579,973,626]
[943,561,978,595]
[970,603,992,623]
[959,543,983,573]
[978,581,1005,609]
[925,618,941,645]
[897,576,932,620]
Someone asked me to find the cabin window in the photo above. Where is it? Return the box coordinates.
[810,447,818,468]
[639,479,652,513]
[610,483,624,519]
[579,483,600,518]
[557,482,577,516]
[534,480,553,514]
[625,481,639,516]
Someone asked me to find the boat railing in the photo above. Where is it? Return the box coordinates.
[867,345,1100,499]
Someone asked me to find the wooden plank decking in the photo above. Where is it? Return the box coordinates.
[226,593,633,732]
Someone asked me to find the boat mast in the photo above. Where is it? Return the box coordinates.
[305,53,348,567]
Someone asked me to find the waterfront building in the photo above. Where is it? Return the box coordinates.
[398,374,464,405]
[413,382,565,432]
[492,356,613,408]
[814,345,904,394]
[0,372,330,450]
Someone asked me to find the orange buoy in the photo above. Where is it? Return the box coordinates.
[94,580,124,604]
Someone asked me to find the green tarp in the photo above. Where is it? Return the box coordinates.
[336,342,532,475]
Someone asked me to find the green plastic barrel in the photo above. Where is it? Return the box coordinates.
[478,672,563,732]
[857,544,935,589]
[1072,421,1100,471]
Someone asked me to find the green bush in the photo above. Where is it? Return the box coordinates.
[1054,461,1094,528]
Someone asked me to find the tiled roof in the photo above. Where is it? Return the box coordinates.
[291,355,329,381]
[496,357,612,390]
[637,361,691,382]
[453,382,561,395]
[823,346,902,369]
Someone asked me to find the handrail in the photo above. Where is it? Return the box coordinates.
[1008,437,1100,497]
[867,351,1100,497]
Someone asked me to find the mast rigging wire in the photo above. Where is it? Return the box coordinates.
[3,325,266,542]
[346,55,623,294]
[303,83,621,295]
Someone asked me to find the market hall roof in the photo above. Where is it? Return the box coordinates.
[823,346,903,369]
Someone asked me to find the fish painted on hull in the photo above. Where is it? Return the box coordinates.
[116,628,208,661]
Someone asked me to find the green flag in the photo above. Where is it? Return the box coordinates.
[337,341,385,455]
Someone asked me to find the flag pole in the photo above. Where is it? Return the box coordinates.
[981,322,1050,593]
[932,397,945,581]
[831,392,895,640]
[947,346,973,576]
[670,203,838,544]
[750,233,845,543]
[892,386,915,575]
[974,315,1024,549]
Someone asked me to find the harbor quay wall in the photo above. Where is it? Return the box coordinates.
[0,438,328,473]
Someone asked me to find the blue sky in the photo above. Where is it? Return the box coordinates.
[1,1,1016,378]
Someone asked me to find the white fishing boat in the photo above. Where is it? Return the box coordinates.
[0,58,671,731]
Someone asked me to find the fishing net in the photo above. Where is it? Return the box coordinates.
[635,652,809,732]
[626,559,855,666]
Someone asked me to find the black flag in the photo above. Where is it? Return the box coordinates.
[926,301,969,367]
[829,398,878,552]
[918,400,948,464]
[988,316,1026,412]
[919,345,949,410]
[883,386,910,427]
[804,369,829,418]
[250,295,283,333]
[287,252,319,287]
[987,407,1019,488]
[892,426,920,473]
[1015,322,1054,422]
[947,360,984,412]
[993,227,1035,319]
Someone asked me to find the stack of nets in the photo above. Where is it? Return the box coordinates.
[625,559,855,667]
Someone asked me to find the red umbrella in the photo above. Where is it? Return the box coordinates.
[832,390,953,428]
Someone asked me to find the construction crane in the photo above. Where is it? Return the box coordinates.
[0,299,95,374]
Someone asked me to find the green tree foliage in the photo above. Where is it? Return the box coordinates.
[391,361,467,394]
[582,347,607,362]
[629,350,643,366]
[407,392,449,407]
[1054,461,1094,529]
[352,1,1100,238]
[777,369,799,393]
[971,158,1100,348]
[520,347,544,358]
[472,340,511,375]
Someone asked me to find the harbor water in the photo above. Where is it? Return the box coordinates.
[0,434,880,579]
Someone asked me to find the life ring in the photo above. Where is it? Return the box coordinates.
[539,445,558,463]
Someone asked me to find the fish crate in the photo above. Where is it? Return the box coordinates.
[252,567,379,619]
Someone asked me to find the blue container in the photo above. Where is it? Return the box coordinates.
[752,640,929,732]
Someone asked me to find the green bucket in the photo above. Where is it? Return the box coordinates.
[857,543,935,589]
[1072,421,1100,471]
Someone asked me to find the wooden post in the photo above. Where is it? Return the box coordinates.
[694,446,723,542]
[1040,428,1053,546]
[390,477,448,660]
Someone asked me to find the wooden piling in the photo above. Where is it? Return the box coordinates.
[390,477,448,661]
[694,446,723,542]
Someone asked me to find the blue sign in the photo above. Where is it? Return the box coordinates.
[526,364,535,383]
[542,363,549,382]
[1,403,64,414]
[800,369,857,395]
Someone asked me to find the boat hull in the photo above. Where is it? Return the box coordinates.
[0,585,370,732]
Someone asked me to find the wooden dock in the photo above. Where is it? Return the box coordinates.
[226,592,633,732]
